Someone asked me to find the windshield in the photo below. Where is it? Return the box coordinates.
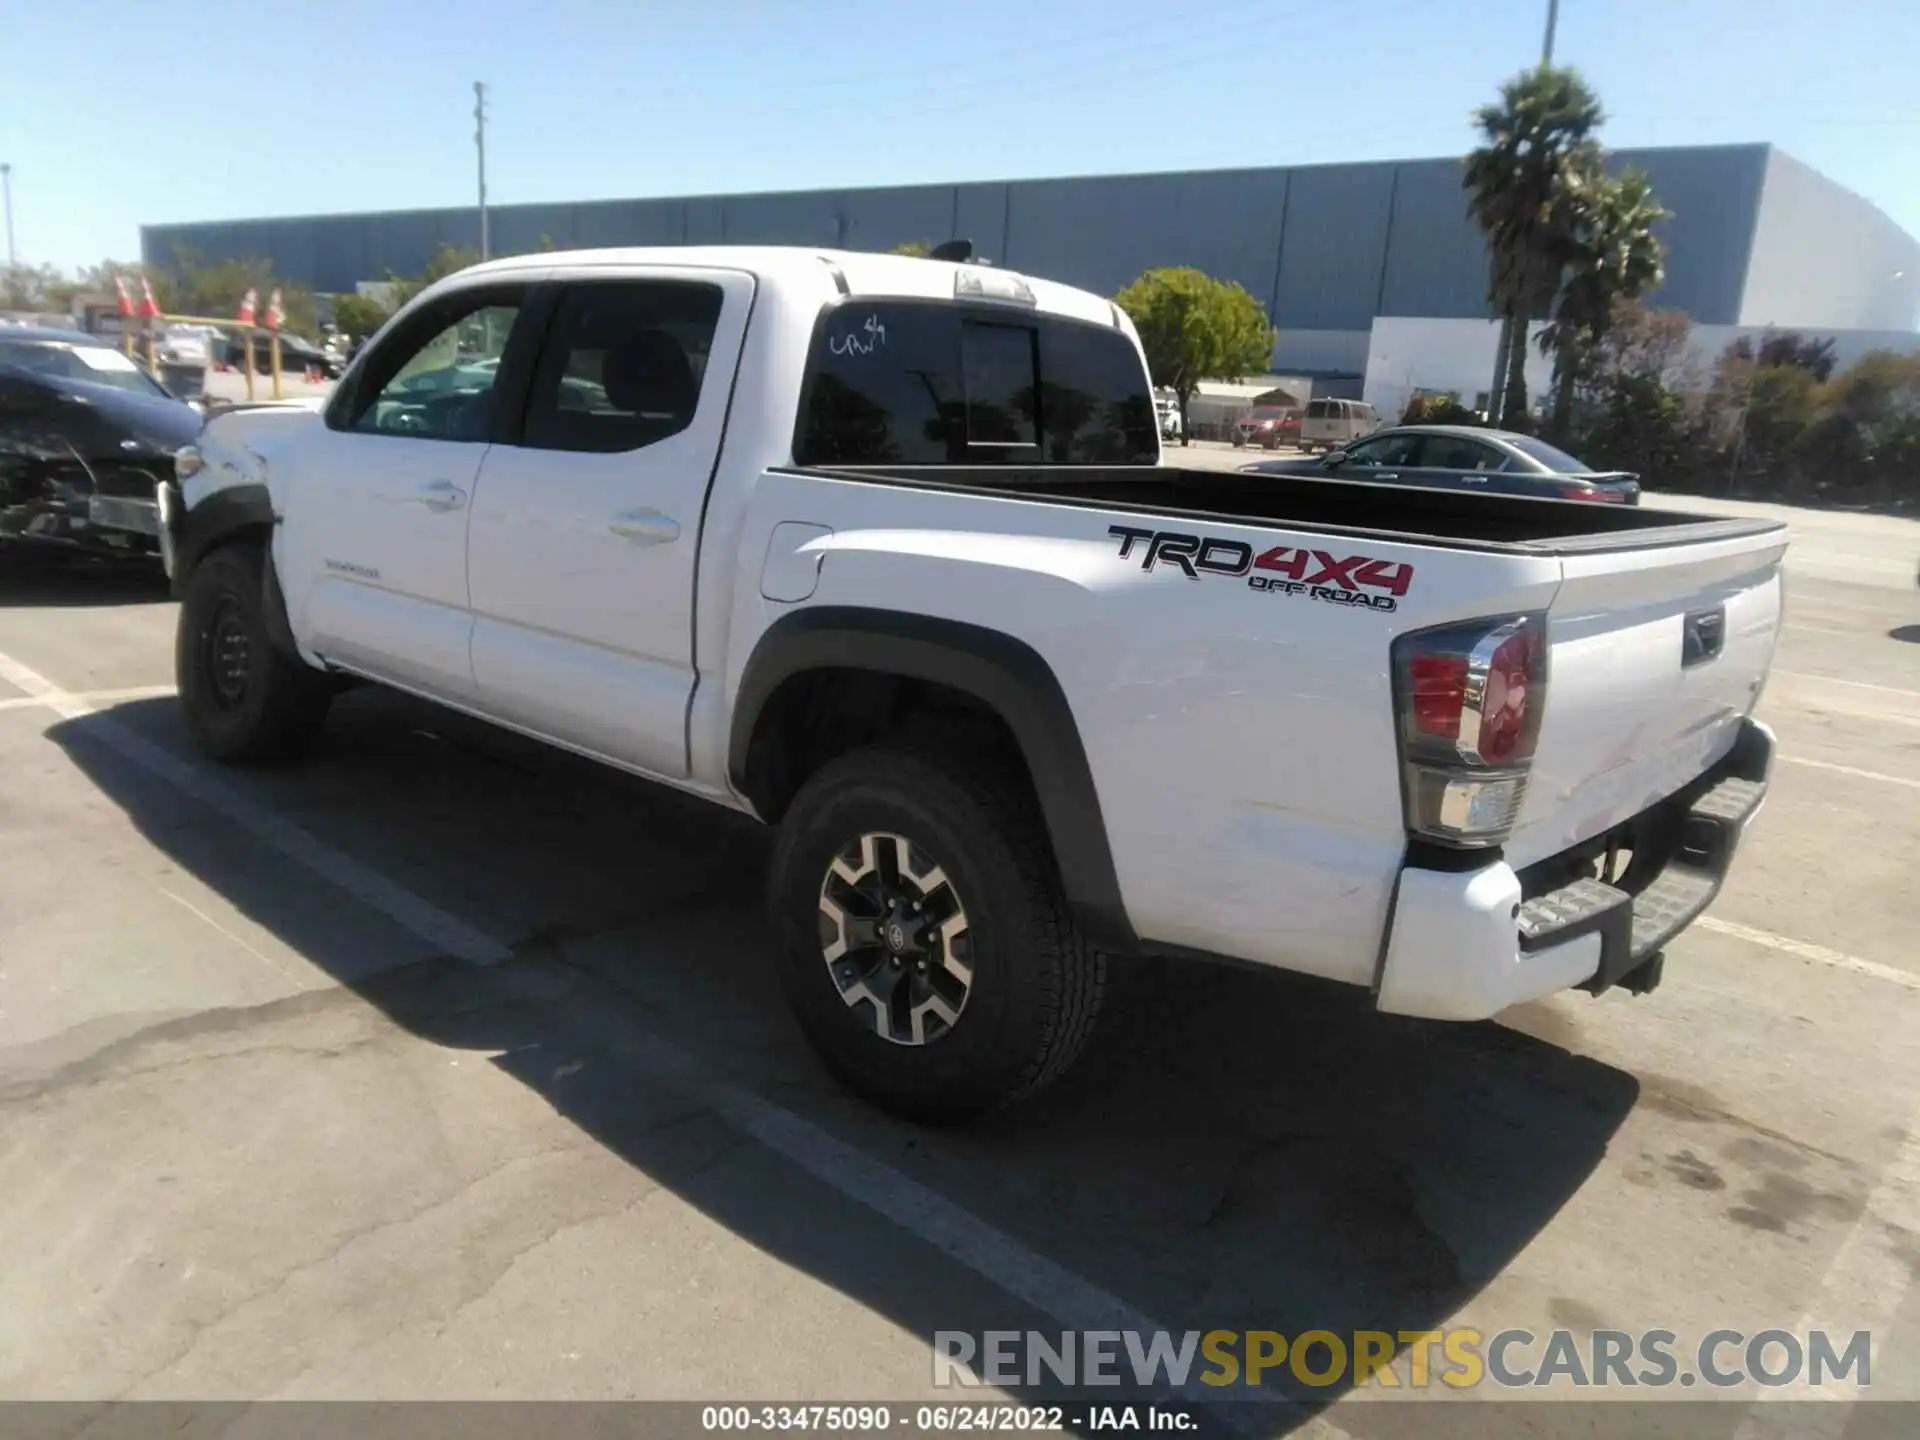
[0,339,173,398]
[1507,435,1593,472]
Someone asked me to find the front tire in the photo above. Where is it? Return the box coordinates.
[176,543,332,762]
[767,744,1106,1124]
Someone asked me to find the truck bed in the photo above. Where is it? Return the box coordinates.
[789,463,1784,554]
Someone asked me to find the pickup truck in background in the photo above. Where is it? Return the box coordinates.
[159,247,1787,1122]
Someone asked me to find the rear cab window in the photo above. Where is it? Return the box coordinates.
[794,300,1158,467]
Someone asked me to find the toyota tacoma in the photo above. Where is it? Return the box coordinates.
[159,247,1787,1121]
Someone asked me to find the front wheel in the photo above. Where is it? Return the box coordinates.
[767,744,1106,1124]
[176,543,333,762]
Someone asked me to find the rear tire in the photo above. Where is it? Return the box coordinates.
[176,543,332,762]
[767,742,1106,1124]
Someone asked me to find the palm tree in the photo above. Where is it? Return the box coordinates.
[1464,67,1606,426]
[1537,166,1669,442]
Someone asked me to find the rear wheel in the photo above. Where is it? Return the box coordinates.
[767,743,1106,1124]
[176,543,333,762]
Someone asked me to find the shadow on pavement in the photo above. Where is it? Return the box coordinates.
[1890,624,1920,645]
[0,553,172,608]
[46,690,1640,1421]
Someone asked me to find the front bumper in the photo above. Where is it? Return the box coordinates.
[155,476,182,583]
[1375,716,1773,1021]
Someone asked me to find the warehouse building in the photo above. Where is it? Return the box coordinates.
[142,143,1917,383]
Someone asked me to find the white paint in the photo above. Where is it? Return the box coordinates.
[0,648,510,966]
[1697,916,1920,993]
[1779,754,1920,791]
[0,685,176,713]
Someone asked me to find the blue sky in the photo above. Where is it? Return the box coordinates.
[2,0,1914,272]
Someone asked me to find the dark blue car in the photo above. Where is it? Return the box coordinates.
[1240,424,1641,504]
[0,326,204,562]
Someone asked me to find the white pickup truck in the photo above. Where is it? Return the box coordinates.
[159,247,1786,1122]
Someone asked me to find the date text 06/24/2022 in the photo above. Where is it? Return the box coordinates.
[699,1405,1190,1431]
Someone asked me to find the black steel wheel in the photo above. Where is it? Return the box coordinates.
[176,542,332,763]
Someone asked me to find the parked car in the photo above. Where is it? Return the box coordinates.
[1298,397,1380,452]
[224,331,343,378]
[1241,424,1643,503]
[1154,397,1182,442]
[0,326,203,562]
[161,247,1783,1122]
[1231,406,1301,449]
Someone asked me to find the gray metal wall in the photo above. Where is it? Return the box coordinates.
[142,143,1797,330]
[1739,150,1920,330]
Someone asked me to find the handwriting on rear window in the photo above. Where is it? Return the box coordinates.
[830,314,887,357]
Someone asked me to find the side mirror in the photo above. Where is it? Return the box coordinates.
[1323,450,1349,467]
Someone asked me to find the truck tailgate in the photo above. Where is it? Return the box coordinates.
[1507,525,1788,868]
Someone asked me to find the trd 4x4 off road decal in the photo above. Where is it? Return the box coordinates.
[1108,526,1412,613]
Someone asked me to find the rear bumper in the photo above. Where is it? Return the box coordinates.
[1375,717,1773,1021]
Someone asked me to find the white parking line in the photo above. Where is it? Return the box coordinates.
[1779,754,1920,790]
[1698,916,1920,993]
[0,649,510,967]
[0,643,1343,1436]
[0,684,176,713]
[1773,672,1920,700]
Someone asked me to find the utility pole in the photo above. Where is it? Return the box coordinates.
[473,82,490,261]
[1489,0,1563,423]
[1,163,15,273]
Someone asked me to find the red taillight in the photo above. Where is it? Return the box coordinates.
[1477,626,1540,764]
[1410,654,1468,740]
[1392,615,1549,848]
[1556,485,1603,501]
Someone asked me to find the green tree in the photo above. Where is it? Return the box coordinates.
[330,292,393,343]
[1401,392,1482,426]
[1,261,71,312]
[890,241,933,257]
[1566,301,1699,489]
[1464,66,1605,425]
[148,249,319,335]
[1114,267,1276,445]
[1803,350,1920,507]
[1537,165,1668,442]
[386,244,481,310]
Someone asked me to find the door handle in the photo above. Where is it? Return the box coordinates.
[409,479,467,513]
[1460,474,1489,484]
[608,508,681,545]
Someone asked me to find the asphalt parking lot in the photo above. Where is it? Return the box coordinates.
[0,492,1916,1438]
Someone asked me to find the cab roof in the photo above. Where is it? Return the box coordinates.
[460,245,1127,332]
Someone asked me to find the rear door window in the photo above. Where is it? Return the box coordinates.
[1420,435,1505,471]
[795,301,1157,467]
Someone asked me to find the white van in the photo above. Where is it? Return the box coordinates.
[1300,397,1379,453]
